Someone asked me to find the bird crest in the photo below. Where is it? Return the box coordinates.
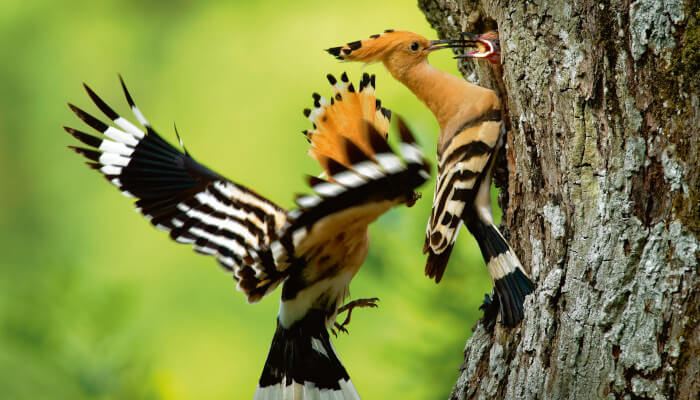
[326,30,431,64]
[302,72,392,177]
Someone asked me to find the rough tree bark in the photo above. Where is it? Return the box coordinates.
[418,1,698,399]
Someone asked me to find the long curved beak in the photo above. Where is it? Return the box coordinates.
[453,32,489,59]
[426,38,476,52]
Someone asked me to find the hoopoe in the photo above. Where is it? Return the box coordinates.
[65,74,430,399]
[327,30,534,327]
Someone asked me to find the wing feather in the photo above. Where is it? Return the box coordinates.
[424,117,502,283]
[269,117,430,272]
[66,78,288,302]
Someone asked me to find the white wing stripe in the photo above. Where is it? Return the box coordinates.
[297,195,322,209]
[400,142,423,165]
[98,139,134,156]
[99,152,131,167]
[218,256,235,267]
[312,181,345,197]
[194,245,217,255]
[271,242,285,261]
[352,160,385,180]
[288,209,303,219]
[130,106,149,128]
[190,226,247,256]
[101,165,122,175]
[104,126,139,147]
[175,236,196,244]
[375,152,404,174]
[292,228,307,247]
[114,116,145,139]
[332,170,367,187]
[193,191,261,244]
[183,205,258,248]
[213,181,282,220]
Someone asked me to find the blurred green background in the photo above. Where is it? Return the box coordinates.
[0,1,499,399]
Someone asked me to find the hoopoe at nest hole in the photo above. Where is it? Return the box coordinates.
[65,73,430,399]
[328,29,534,327]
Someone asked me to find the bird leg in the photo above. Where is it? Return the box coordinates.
[331,297,379,337]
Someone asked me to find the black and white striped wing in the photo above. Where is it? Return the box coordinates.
[268,117,430,267]
[423,120,502,283]
[65,77,288,302]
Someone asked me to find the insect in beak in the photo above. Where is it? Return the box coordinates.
[453,32,499,62]
[425,38,477,52]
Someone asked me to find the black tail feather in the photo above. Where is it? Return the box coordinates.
[467,218,534,327]
[256,310,359,398]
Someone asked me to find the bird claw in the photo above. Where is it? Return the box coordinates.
[479,291,499,331]
[406,192,422,207]
[332,322,349,337]
[333,297,379,335]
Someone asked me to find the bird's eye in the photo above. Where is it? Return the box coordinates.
[410,42,419,51]
[494,39,500,46]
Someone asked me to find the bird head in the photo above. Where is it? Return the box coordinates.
[454,31,501,65]
[326,30,467,78]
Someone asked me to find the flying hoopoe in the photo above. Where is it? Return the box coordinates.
[65,73,430,399]
[327,30,534,327]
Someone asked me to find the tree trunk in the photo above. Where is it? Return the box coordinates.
[418,1,699,399]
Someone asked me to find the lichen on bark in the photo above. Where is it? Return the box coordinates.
[418,0,699,399]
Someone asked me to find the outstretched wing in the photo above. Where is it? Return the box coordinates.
[423,114,503,283]
[269,117,431,271]
[65,77,288,302]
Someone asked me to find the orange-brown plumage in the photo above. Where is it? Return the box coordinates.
[328,31,498,133]
[304,72,391,177]
[328,30,430,68]
[328,30,534,327]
